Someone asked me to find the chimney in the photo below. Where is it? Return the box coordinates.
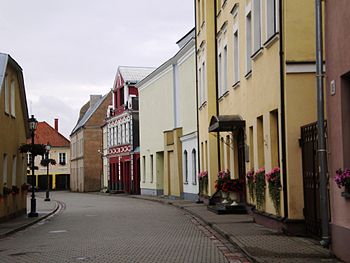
[54,118,58,131]
[90,95,102,108]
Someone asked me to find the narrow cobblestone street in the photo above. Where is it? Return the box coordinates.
[0,192,246,263]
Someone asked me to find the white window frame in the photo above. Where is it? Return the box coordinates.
[245,7,252,74]
[4,76,9,114]
[192,149,197,185]
[253,0,262,53]
[184,150,188,184]
[10,80,15,117]
[150,154,153,183]
[266,0,279,41]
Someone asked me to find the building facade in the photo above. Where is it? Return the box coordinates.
[70,94,112,192]
[0,53,29,221]
[325,1,350,261]
[27,119,70,191]
[196,0,322,234]
[106,66,154,194]
[138,30,198,200]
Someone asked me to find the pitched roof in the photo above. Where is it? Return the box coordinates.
[32,121,70,147]
[71,93,109,135]
[118,66,155,84]
[0,53,30,138]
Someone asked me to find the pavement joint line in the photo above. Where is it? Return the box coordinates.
[130,194,254,263]
[0,197,62,239]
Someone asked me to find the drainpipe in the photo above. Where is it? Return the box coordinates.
[214,2,221,171]
[279,0,289,219]
[194,0,202,203]
[315,0,330,248]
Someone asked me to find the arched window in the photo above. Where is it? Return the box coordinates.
[192,149,197,185]
[184,150,188,183]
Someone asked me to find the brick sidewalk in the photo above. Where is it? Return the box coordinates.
[0,193,59,238]
[131,194,342,263]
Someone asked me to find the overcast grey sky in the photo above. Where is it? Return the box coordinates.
[0,0,194,137]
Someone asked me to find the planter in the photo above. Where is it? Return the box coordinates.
[342,185,350,199]
[221,191,229,204]
[229,191,239,206]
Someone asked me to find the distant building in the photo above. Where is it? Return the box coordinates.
[27,119,70,191]
[0,53,30,221]
[325,1,350,261]
[70,94,112,192]
[137,29,198,200]
[106,66,154,194]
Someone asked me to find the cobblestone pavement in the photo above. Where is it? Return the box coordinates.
[0,192,249,263]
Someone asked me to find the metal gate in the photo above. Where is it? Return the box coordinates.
[300,121,328,237]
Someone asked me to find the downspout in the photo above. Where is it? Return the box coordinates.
[279,0,289,219]
[315,0,330,248]
[194,0,202,203]
[214,2,221,171]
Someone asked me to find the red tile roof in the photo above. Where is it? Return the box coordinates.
[28,121,70,147]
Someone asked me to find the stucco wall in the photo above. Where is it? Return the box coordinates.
[139,67,174,193]
[0,62,28,220]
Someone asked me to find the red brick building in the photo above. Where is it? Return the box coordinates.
[106,66,154,194]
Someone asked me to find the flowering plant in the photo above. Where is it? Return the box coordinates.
[215,170,243,193]
[335,169,350,189]
[11,185,20,195]
[266,167,281,215]
[246,170,255,201]
[254,168,266,210]
[198,171,208,179]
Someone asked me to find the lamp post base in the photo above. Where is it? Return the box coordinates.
[28,212,38,218]
[45,190,50,201]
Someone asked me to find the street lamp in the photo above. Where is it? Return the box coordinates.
[28,115,38,218]
[44,144,51,201]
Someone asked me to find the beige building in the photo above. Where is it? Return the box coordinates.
[0,53,29,221]
[138,29,198,200]
[197,0,322,234]
[28,119,70,190]
[70,93,112,192]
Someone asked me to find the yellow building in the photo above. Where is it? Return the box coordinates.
[138,29,198,200]
[196,0,320,233]
[0,53,30,221]
[28,120,70,191]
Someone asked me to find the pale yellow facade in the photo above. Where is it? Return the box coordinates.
[139,33,198,199]
[33,146,70,190]
[139,67,174,195]
[196,0,320,222]
[0,54,29,220]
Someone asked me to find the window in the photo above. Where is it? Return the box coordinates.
[122,124,126,144]
[184,150,188,183]
[12,156,17,186]
[218,52,222,95]
[192,149,197,185]
[142,156,146,183]
[233,29,240,83]
[266,0,278,40]
[114,126,117,145]
[3,154,8,185]
[10,81,15,117]
[202,61,206,102]
[126,122,130,143]
[4,76,9,114]
[198,67,202,104]
[150,154,153,183]
[27,153,32,166]
[43,152,49,160]
[223,45,228,93]
[118,124,121,145]
[119,87,124,106]
[253,0,262,53]
[59,153,66,165]
[257,116,265,167]
[246,11,252,73]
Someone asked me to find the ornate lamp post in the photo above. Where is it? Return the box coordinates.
[44,144,51,201]
[28,115,38,218]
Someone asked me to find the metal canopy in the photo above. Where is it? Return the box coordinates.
[208,115,245,132]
